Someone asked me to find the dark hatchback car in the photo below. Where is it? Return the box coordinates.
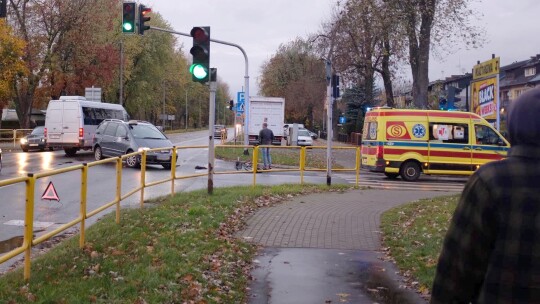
[93,119,175,169]
[20,126,52,152]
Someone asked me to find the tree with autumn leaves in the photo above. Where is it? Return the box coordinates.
[0,18,26,128]
[1,0,229,129]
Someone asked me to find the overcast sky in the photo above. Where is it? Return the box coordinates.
[147,0,540,101]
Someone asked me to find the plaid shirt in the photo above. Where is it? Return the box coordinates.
[431,145,540,304]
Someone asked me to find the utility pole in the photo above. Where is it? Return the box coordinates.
[162,81,166,129]
[185,89,188,130]
[119,41,124,106]
[325,60,333,186]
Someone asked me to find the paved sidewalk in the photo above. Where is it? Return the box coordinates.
[238,189,454,304]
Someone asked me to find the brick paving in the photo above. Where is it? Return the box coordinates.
[238,189,446,250]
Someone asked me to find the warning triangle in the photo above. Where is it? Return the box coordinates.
[41,181,60,201]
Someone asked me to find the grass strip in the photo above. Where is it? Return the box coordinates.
[215,143,340,169]
[380,194,459,296]
[0,184,348,303]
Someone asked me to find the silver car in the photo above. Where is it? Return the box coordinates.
[93,120,175,169]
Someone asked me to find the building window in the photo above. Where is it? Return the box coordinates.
[525,67,536,77]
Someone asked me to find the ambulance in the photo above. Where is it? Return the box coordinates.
[360,108,510,181]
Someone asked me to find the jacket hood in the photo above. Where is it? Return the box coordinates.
[508,87,540,147]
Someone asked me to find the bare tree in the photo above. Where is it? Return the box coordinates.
[387,0,484,108]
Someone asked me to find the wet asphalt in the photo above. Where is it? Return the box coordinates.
[239,189,456,304]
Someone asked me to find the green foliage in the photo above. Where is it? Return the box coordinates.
[341,84,380,133]
[0,19,27,106]
[259,38,326,129]
[380,194,459,295]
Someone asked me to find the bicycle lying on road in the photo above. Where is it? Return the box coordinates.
[235,160,263,172]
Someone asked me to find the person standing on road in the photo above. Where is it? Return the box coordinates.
[259,122,274,170]
[431,87,540,303]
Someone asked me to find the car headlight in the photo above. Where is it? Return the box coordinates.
[20,138,27,144]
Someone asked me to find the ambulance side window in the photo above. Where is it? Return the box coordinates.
[429,123,469,144]
[474,125,502,145]
[362,122,377,140]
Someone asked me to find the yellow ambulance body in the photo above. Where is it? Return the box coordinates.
[360,108,510,181]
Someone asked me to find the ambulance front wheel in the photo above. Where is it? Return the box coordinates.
[400,161,421,182]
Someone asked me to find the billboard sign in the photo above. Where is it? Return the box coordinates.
[471,77,498,120]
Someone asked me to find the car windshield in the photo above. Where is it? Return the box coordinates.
[129,124,167,139]
[31,126,45,135]
[298,130,310,137]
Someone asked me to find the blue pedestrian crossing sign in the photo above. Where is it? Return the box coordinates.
[236,92,245,114]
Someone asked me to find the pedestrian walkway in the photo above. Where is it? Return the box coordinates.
[238,189,456,303]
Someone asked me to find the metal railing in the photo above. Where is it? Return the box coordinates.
[0,144,360,281]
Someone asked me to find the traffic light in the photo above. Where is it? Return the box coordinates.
[0,0,7,18]
[189,26,210,83]
[332,74,340,98]
[138,4,151,35]
[439,97,447,110]
[446,86,462,110]
[122,2,136,34]
[228,100,234,110]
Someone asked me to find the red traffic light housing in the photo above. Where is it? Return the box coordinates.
[138,4,151,35]
[189,26,210,83]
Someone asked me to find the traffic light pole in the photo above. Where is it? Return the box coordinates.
[325,59,333,186]
[208,75,217,195]
[148,26,250,152]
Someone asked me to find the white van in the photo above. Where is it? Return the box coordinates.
[45,96,129,156]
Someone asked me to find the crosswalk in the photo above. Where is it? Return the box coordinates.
[333,172,466,192]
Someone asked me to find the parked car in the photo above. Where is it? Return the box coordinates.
[214,124,227,139]
[20,126,52,152]
[297,128,313,146]
[308,130,319,140]
[93,119,176,169]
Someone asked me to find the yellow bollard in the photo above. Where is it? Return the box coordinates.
[140,150,147,208]
[171,147,177,196]
[252,146,259,187]
[80,164,88,249]
[23,174,36,281]
[300,147,306,184]
[355,147,361,187]
[116,157,122,224]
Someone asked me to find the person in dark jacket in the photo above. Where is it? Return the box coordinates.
[431,87,540,303]
[259,122,274,170]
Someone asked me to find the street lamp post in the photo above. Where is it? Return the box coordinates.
[162,81,166,129]
[185,89,188,130]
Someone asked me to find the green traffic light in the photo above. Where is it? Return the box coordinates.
[190,64,208,80]
[123,22,133,32]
